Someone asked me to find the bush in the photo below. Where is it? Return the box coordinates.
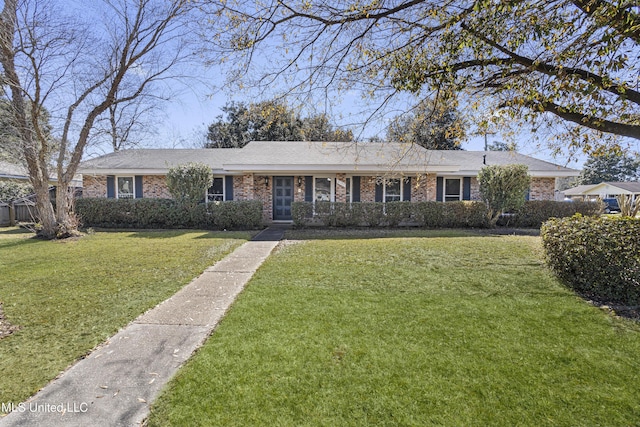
[75,198,262,230]
[166,163,213,207]
[291,201,489,228]
[541,215,640,306]
[501,200,601,228]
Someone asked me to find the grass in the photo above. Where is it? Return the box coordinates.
[0,227,251,405]
[147,230,640,426]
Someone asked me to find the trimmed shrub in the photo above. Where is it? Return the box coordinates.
[502,200,601,228]
[166,163,213,207]
[291,201,489,228]
[75,198,262,230]
[541,215,640,306]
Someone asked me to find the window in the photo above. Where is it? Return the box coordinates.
[444,178,461,202]
[314,177,333,202]
[207,177,224,202]
[385,178,401,202]
[117,176,134,199]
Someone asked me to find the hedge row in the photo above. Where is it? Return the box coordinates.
[75,198,263,230]
[541,215,640,306]
[499,200,601,228]
[292,200,601,228]
[293,201,490,228]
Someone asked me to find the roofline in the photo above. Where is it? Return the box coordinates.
[222,164,462,173]
[79,168,238,175]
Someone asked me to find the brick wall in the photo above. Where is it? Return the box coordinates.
[411,174,436,201]
[83,175,107,198]
[142,175,170,198]
[360,176,377,202]
[530,177,556,200]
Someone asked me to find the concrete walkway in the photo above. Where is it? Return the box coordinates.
[0,228,286,427]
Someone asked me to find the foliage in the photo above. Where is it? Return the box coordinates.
[385,97,466,149]
[500,200,601,228]
[166,163,213,207]
[578,151,640,185]
[205,100,353,148]
[542,215,640,306]
[478,164,531,226]
[147,233,640,426]
[0,181,33,203]
[75,198,263,230]
[209,0,640,152]
[0,229,249,404]
[487,141,518,151]
[292,201,489,228]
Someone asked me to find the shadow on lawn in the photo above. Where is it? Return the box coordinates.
[117,229,258,240]
[284,227,540,241]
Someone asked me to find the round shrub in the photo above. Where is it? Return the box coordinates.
[541,215,640,306]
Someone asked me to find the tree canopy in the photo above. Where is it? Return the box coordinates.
[386,98,466,150]
[207,0,640,153]
[578,151,640,184]
[205,100,353,148]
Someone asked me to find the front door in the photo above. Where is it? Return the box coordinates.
[273,176,294,220]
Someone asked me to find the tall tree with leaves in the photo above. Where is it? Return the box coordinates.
[206,100,352,148]
[205,0,640,154]
[386,98,466,149]
[0,0,194,238]
[578,151,640,184]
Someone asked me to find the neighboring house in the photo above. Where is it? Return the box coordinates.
[564,182,640,201]
[0,160,30,182]
[78,141,578,222]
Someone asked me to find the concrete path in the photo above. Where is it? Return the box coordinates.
[0,228,286,427]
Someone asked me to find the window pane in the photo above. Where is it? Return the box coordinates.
[117,177,134,199]
[315,178,331,202]
[207,177,224,202]
[385,179,401,202]
[445,179,460,196]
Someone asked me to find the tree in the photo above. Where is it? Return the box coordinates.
[386,98,465,149]
[166,163,213,207]
[578,151,640,184]
[487,141,518,152]
[205,100,352,148]
[206,0,640,153]
[478,164,531,226]
[0,0,194,238]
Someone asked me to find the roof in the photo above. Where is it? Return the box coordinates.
[565,181,640,196]
[78,142,578,177]
[79,148,242,175]
[0,160,28,180]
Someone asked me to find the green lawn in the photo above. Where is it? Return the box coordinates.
[147,231,640,426]
[0,228,251,405]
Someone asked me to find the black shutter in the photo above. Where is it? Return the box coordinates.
[403,177,412,201]
[375,179,383,202]
[525,188,530,201]
[135,176,143,199]
[462,177,471,201]
[304,176,313,202]
[107,176,115,198]
[436,177,443,202]
[352,176,361,202]
[225,176,234,201]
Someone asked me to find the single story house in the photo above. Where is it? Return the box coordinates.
[0,160,30,182]
[78,141,578,222]
[564,182,640,201]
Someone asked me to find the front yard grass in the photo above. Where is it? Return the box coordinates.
[147,231,640,426]
[0,228,251,405]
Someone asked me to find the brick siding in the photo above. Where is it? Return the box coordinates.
[530,177,556,200]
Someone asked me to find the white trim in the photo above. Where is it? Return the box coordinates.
[313,175,335,203]
[206,176,225,203]
[115,175,135,199]
[444,177,462,202]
